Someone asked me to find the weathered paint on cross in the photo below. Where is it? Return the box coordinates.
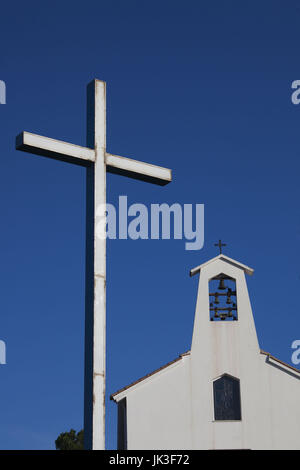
[16,80,172,450]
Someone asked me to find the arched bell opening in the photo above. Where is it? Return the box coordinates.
[209,273,237,321]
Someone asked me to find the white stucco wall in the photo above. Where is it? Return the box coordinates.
[113,257,300,450]
[126,357,191,450]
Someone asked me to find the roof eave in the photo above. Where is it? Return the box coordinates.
[110,351,191,402]
[190,254,254,277]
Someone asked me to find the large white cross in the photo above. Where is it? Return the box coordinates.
[16,80,172,450]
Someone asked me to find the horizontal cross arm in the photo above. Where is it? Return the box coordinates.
[16,132,95,166]
[15,133,172,184]
[105,153,172,186]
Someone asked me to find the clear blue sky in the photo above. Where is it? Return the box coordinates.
[0,0,299,450]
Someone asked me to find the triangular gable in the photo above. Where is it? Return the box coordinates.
[190,254,254,277]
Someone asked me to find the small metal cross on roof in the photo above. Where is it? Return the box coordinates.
[214,239,226,254]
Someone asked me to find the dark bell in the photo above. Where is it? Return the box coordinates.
[218,278,226,290]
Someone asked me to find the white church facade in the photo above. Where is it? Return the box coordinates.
[111,254,300,450]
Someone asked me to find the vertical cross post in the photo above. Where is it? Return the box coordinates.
[84,80,106,450]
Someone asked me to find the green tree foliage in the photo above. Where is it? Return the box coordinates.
[55,429,84,450]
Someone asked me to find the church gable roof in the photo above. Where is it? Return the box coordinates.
[260,350,300,376]
[110,350,299,402]
[190,254,254,277]
[110,351,190,402]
